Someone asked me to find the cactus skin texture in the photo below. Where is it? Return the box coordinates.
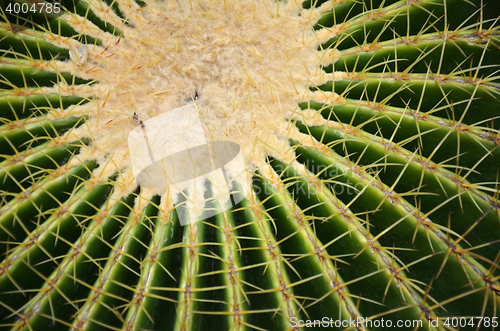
[1,0,500,330]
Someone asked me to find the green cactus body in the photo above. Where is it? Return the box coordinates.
[0,0,499,330]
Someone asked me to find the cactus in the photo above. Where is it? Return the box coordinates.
[0,0,499,330]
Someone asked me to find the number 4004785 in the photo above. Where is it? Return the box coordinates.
[443,317,498,329]
[5,1,60,14]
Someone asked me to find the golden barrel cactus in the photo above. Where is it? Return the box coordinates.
[0,0,499,330]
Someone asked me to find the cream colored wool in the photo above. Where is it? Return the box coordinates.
[43,0,339,213]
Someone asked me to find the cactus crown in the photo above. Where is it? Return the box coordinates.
[0,0,500,330]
